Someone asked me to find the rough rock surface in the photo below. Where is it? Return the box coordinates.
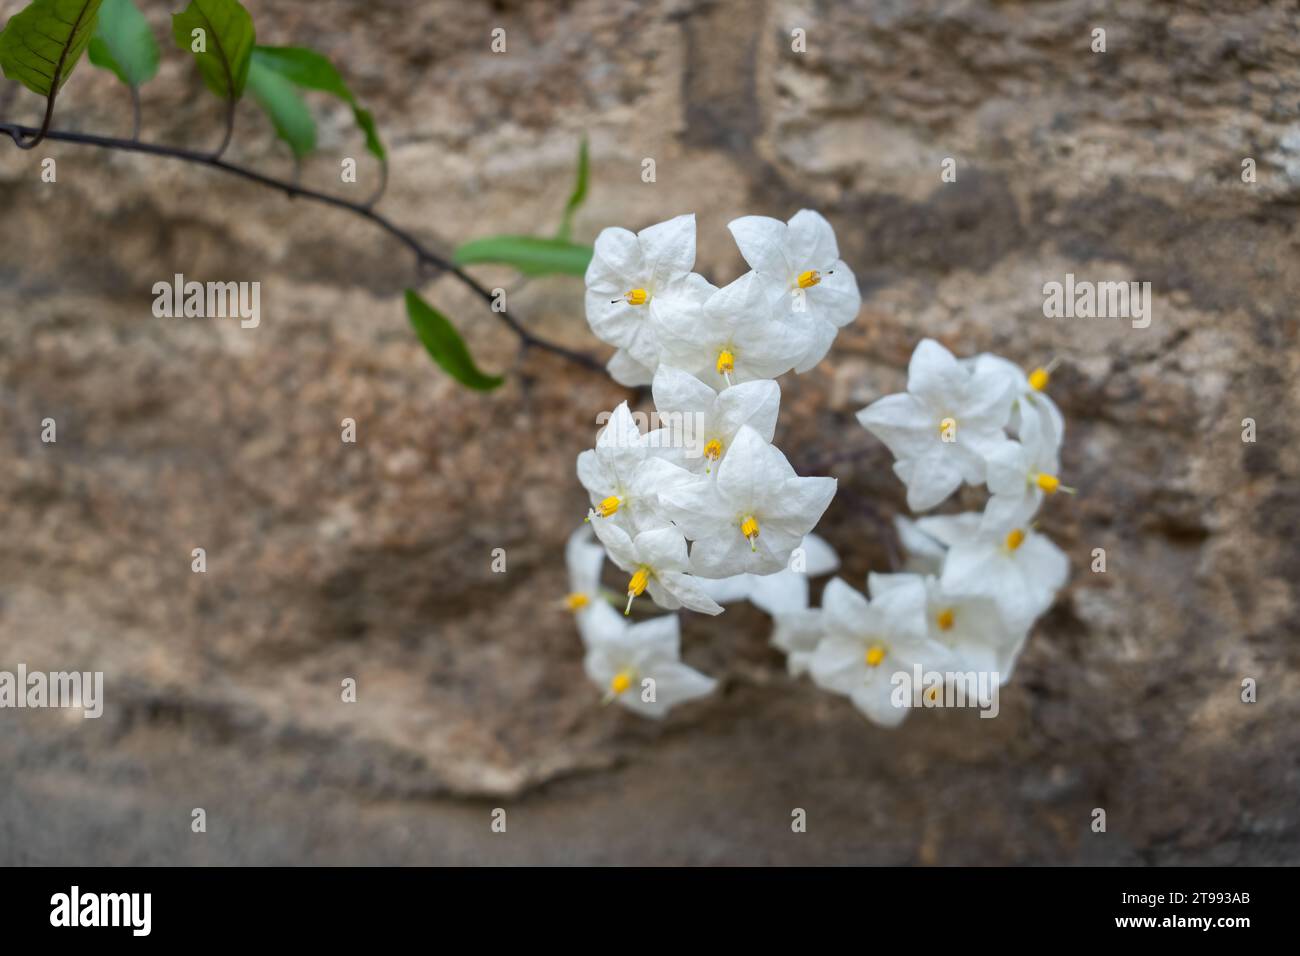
[1,0,1297,864]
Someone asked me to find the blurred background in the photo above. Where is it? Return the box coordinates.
[1,0,1298,864]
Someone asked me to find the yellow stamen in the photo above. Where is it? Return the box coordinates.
[938,417,957,441]
[610,671,632,695]
[716,349,735,375]
[624,288,648,306]
[926,686,940,704]
[865,644,886,668]
[1028,367,1049,391]
[597,495,620,518]
[1004,528,1026,552]
[936,608,955,631]
[796,269,821,289]
[565,592,589,612]
[1035,472,1061,494]
[625,567,651,615]
[740,515,759,551]
[704,438,723,461]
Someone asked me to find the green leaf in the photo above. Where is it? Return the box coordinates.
[405,290,504,391]
[453,236,593,277]
[251,45,385,161]
[246,57,315,159]
[556,137,589,241]
[87,0,158,87]
[171,0,254,100]
[0,0,104,97]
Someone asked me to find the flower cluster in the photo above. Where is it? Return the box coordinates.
[567,211,856,717]
[771,340,1070,727]
[562,211,1072,728]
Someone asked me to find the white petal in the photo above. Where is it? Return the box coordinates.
[727,216,790,275]
[907,338,967,411]
[585,226,644,289]
[637,214,696,291]
[634,526,690,572]
[786,209,840,267]
[714,378,780,444]
[657,571,724,615]
[715,425,796,510]
[606,348,654,387]
[747,569,809,615]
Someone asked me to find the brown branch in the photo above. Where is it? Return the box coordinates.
[0,120,603,374]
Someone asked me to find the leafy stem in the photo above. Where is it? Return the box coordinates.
[0,119,604,374]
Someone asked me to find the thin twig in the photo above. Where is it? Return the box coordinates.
[0,121,604,373]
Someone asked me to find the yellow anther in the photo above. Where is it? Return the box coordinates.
[597,495,621,518]
[926,686,940,704]
[865,644,886,668]
[1035,472,1061,494]
[610,671,632,695]
[936,608,955,631]
[625,567,651,615]
[796,269,821,289]
[938,417,957,441]
[716,349,735,375]
[565,592,590,611]
[1004,528,1026,552]
[1028,367,1050,391]
[624,288,649,306]
[704,438,723,461]
[740,515,759,551]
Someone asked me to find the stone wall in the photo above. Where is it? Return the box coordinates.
[1,0,1296,863]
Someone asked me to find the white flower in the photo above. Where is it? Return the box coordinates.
[581,600,717,719]
[808,576,952,727]
[651,365,780,475]
[577,401,693,533]
[589,519,723,616]
[869,572,1025,683]
[657,271,805,390]
[564,525,605,635]
[660,426,837,577]
[584,214,713,383]
[982,400,1070,533]
[856,338,1015,511]
[728,209,861,372]
[917,513,1068,633]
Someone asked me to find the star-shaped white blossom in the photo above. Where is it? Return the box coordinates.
[917,513,1068,633]
[657,271,806,390]
[869,572,1025,684]
[563,524,604,626]
[728,209,861,372]
[983,399,1071,532]
[589,519,723,616]
[584,214,714,385]
[577,401,694,533]
[651,365,780,475]
[659,426,837,577]
[808,576,953,727]
[580,600,717,719]
[856,338,1015,511]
